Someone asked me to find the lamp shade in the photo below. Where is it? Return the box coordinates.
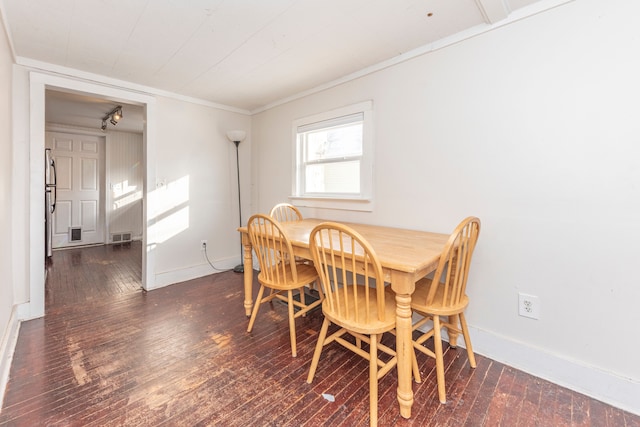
[226,130,246,143]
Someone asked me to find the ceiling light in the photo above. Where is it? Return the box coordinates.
[100,105,123,130]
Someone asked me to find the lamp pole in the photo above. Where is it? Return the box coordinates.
[227,130,247,273]
[233,139,243,273]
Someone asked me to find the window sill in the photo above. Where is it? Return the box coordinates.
[289,196,373,212]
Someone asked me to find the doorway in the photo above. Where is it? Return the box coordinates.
[27,72,158,319]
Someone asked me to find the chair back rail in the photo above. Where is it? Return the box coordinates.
[270,203,303,222]
[423,216,480,308]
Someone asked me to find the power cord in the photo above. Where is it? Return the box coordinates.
[202,242,234,272]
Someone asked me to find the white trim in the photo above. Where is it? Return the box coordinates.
[415,319,640,415]
[467,326,640,416]
[28,76,46,318]
[141,100,157,290]
[150,258,237,291]
[289,196,373,212]
[27,72,157,320]
[0,305,21,411]
[16,57,251,116]
[45,122,114,137]
[292,101,374,211]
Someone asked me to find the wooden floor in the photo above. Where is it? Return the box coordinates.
[1,243,639,426]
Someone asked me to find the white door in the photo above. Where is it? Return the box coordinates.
[45,132,105,248]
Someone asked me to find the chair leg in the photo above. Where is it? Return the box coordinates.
[459,312,476,368]
[369,334,378,427]
[247,285,265,332]
[447,314,460,347]
[287,290,297,357]
[411,346,422,383]
[299,287,307,316]
[307,318,330,383]
[433,315,446,404]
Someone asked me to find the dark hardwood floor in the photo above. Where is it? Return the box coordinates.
[1,242,639,426]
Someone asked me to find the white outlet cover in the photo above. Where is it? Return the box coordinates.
[518,293,540,319]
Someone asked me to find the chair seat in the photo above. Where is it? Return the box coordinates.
[323,285,396,335]
[258,262,318,290]
[412,277,469,316]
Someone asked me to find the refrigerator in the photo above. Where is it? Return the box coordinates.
[45,148,56,258]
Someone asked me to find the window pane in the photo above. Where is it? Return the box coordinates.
[305,161,360,193]
[305,122,362,162]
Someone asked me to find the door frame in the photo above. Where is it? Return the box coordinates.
[26,72,157,319]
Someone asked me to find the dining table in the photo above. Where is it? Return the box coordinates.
[237,218,450,419]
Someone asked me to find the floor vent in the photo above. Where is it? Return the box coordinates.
[111,232,132,244]
[69,227,82,242]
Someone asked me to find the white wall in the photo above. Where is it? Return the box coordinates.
[0,7,17,406]
[106,130,144,241]
[0,0,13,338]
[252,0,640,414]
[151,96,251,286]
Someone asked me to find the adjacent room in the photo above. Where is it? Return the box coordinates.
[1,0,639,425]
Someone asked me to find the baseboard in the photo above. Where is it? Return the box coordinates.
[468,326,640,416]
[149,257,238,291]
[0,306,21,412]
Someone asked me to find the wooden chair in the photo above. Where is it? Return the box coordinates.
[246,214,322,357]
[269,202,313,297]
[410,216,481,403]
[306,222,397,427]
[269,203,303,222]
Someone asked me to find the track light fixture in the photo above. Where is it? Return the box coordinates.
[100,105,123,130]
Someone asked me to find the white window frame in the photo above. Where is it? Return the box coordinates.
[291,101,373,212]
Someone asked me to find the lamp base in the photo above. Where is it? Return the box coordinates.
[233,264,244,273]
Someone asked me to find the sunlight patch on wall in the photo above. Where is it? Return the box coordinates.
[113,190,143,209]
[113,179,142,209]
[148,175,190,244]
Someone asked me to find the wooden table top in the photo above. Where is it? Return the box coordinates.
[243,218,450,275]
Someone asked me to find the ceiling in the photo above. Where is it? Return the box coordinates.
[3,0,558,131]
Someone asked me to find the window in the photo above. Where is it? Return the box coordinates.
[292,101,373,211]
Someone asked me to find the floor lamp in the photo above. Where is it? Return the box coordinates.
[227,130,247,273]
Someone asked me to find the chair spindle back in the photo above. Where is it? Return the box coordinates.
[425,216,480,307]
[309,222,386,324]
[248,214,298,287]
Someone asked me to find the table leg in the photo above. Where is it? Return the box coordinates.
[241,232,254,317]
[395,292,414,418]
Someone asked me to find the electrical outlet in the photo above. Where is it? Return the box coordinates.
[518,293,540,319]
[200,240,207,251]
